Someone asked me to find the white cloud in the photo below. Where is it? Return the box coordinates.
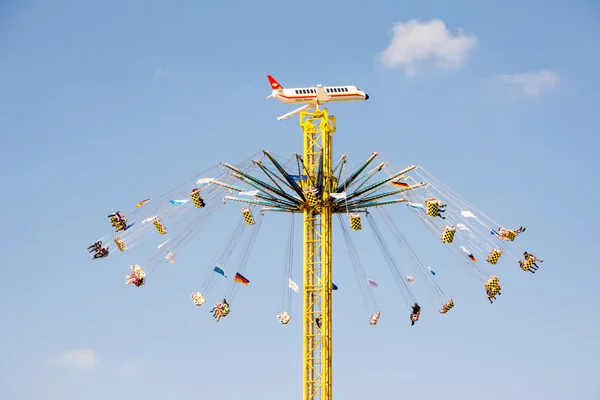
[57,349,98,369]
[500,70,559,97]
[377,19,477,76]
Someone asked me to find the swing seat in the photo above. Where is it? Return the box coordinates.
[190,292,206,306]
[241,207,255,225]
[369,311,381,325]
[484,275,500,291]
[303,187,318,207]
[487,285,501,297]
[411,312,420,322]
[499,229,517,241]
[130,264,145,279]
[439,299,455,314]
[190,189,206,208]
[441,226,456,243]
[425,198,439,217]
[521,256,536,271]
[114,236,127,252]
[153,219,167,234]
[349,213,362,231]
[277,312,291,324]
[487,248,503,264]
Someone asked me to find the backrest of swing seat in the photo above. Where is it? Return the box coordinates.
[441,226,456,243]
[425,198,439,217]
[153,220,167,234]
[484,276,499,290]
[191,190,205,208]
[241,207,255,225]
[349,213,362,230]
[302,186,317,206]
[487,248,502,264]
[523,256,536,269]
[503,230,516,241]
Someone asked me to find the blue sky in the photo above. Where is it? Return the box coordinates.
[1,0,599,399]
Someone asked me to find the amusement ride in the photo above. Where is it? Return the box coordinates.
[89,76,542,400]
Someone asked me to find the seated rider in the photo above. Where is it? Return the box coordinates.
[487,286,501,303]
[132,274,145,287]
[108,211,123,221]
[211,299,230,322]
[410,303,421,326]
[434,202,447,220]
[191,188,206,207]
[498,226,525,238]
[88,241,102,253]
[92,246,109,259]
[520,251,543,273]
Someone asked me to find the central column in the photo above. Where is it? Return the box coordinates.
[300,108,336,400]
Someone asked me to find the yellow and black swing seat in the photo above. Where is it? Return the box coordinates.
[425,197,440,217]
[349,213,362,230]
[439,299,455,314]
[498,228,517,241]
[303,186,318,207]
[520,256,536,272]
[241,207,255,225]
[153,218,167,234]
[487,248,503,264]
[190,188,206,208]
[484,275,501,297]
[441,226,456,243]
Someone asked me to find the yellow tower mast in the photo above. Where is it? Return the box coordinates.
[300,108,336,400]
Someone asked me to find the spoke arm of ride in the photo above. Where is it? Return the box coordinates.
[343,166,418,202]
[332,154,346,177]
[341,188,408,208]
[254,161,287,193]
[263,150,307,201]
[254,160,297,193]
[224,163,302,205]
[350,162,387,192]
[335,152,378,192]
[342,182,426,208]
[214,177,299,208]
[222,195,290,208]
[261,207,302,213]
[230,173,300,208]
[342,198,408,212]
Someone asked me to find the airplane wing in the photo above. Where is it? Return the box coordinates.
[316,85,330,103]
[277,104,314,121]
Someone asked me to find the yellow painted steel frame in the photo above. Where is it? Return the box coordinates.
[300,108,336,400]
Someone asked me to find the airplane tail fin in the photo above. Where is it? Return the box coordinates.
[267,75,283,90]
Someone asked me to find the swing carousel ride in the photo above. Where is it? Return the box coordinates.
[89,107,542,400]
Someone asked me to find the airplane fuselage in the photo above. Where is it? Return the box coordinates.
[266,75,368,120]
[273,85,368,105]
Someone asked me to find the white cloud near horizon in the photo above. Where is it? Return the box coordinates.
[57,349,98,369]
[377,19,477,76]
[499,70,559,97]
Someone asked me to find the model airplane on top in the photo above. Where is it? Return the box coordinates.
[266,75,369,121]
